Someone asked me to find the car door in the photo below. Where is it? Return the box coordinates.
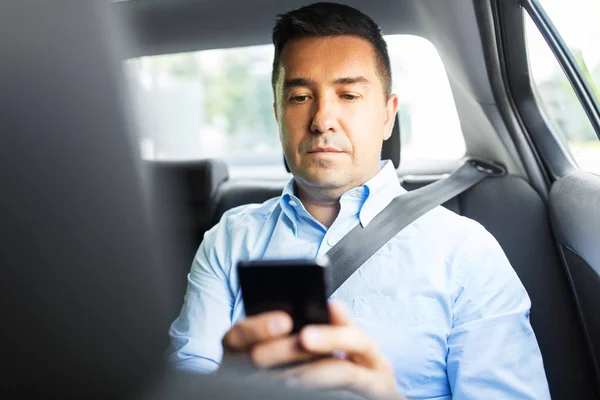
[500,0,600,393]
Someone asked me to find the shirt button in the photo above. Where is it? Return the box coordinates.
[327,237,337,246]
[288,199,297,207]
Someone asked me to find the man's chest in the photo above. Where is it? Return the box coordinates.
[235,216,457,395]
[330,243,454,393]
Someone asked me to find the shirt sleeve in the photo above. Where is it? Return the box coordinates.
[167,218,234,373]
[447,227,551,399]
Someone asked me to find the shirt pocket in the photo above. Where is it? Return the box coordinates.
[352,296,441,390]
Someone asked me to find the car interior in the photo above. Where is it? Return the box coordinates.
[2,0,600,399]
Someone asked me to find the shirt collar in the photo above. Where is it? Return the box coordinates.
[279,160,404,232]
[280,179,301,236]
[355,160,404,227]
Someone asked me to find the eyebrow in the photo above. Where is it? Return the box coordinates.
[283,77,315,89]
[333,76,371,86]
[283,76,371,90]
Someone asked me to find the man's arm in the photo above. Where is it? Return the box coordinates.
[168,220,234,373]
[447,227,551,399]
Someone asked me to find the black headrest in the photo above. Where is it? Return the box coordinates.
[284,113,401,172]
[382,113,401,168]
[147,159,229,204]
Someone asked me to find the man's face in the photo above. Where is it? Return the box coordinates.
[274,35,398,194]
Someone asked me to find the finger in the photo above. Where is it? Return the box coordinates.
[223,311,293,352]
[328,301,355,327]
[299,325,386,369]
[281,358,372,394]
[250,335,320,369]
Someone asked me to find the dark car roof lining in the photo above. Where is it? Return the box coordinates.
[115,0,529,178]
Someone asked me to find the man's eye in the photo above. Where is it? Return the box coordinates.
[341,94,359,101]
[290,95,310,103]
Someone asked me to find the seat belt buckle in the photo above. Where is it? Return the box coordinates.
[466,158,506,176]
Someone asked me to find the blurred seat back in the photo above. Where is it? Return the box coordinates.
[0,1,171,397]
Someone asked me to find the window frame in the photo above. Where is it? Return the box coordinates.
[524,0,600,139]
[496,0,600,179]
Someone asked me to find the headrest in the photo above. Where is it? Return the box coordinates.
[382,113,401,168]
[148,159,229,204]
[284,113,401,172]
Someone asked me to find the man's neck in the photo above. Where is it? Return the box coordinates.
[293,163,384,228]
[295,182,342,228]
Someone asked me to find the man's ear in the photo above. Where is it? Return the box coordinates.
[273,102,279,122]
[383,94,399,141]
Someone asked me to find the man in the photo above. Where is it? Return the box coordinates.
[169,2,550,399]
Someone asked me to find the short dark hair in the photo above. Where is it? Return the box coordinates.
[272,2,392,99]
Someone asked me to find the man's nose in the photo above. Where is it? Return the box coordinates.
[310,96,338,134]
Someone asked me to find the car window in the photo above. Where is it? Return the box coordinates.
[126,35,465,178]
[536,0,600,96]
[524,0,600,174]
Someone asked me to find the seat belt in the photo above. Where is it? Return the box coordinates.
[323,158,506,297]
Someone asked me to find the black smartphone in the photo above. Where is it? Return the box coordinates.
[237,258,331,334]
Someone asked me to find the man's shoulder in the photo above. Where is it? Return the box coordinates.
[217,196,282,229]
[199,196,282,258]
[419,205,489,235]
[406,206,513,289]
[410,205,500,252]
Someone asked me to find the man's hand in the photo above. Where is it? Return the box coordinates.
[220,310,318,371]
[220,303,404,399]
[279,303,404,400]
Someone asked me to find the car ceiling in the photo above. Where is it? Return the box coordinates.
[114,0,528,177]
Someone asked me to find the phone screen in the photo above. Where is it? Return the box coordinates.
[237,258,330,334]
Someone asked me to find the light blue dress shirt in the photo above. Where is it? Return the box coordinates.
[168,161,550,399]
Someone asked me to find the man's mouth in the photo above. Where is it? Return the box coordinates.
[308,147,344,153]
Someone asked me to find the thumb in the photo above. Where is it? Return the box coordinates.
[328,301,354,327]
